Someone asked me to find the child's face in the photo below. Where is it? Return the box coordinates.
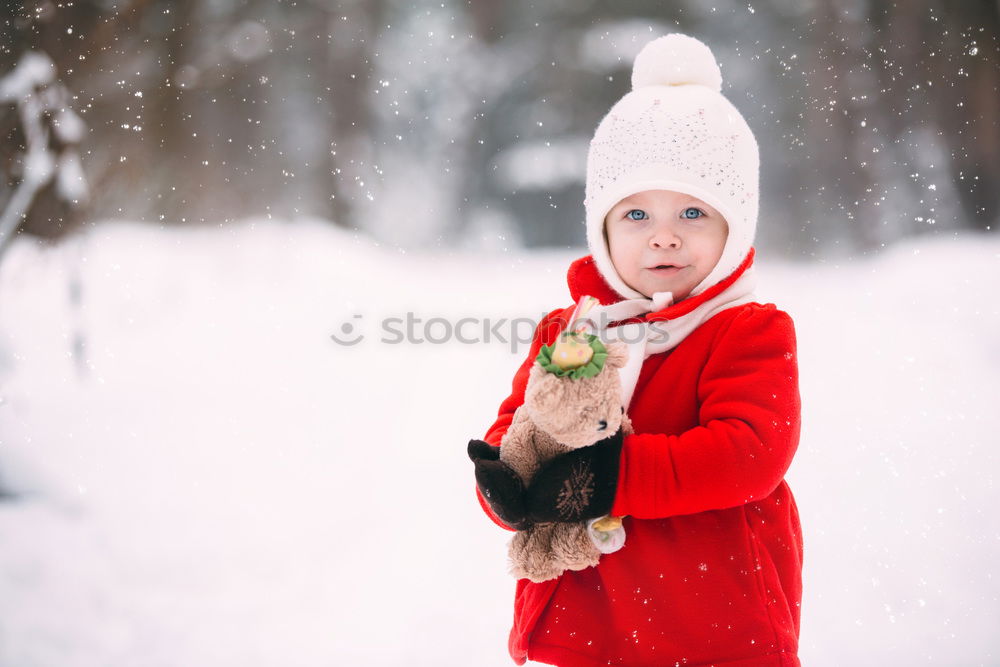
[604,189,729,301]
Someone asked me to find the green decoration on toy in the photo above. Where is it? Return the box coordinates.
[536,333,608,379]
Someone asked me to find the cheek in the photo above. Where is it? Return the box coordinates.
[698,224,728,261]
[607,230,640,275]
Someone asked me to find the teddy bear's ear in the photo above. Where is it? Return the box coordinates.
[526,364,565,412]
[603,340,630,370]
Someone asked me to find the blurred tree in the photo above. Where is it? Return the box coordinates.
[0,0,996,255]
[789,0,999,253]
[324,0,388,229]
[437,0,687,249]
[0,50,88,257]
[919,0,999,232]
[803,0,889,252]
[0,1,103,247]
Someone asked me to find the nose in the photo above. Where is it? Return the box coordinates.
[597,419,608,431]
[650,223,681,249]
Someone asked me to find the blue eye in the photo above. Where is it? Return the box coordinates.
[626,209,647,221]
[681,207,704,219]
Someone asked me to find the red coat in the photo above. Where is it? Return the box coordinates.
[476,248,803,667]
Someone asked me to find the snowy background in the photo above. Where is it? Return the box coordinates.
[0,218,997,666]
[2,1,999,664]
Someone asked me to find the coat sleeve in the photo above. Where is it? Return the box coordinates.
[474,307,568,531]
[610,305,802,519]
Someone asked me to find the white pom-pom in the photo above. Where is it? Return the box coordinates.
[631,33,722,92]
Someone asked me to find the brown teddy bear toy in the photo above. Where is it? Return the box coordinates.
[470,298,633,583]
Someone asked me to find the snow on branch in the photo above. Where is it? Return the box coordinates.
[0,50,89,261]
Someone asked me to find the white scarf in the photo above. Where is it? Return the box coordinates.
[587,265,759,409]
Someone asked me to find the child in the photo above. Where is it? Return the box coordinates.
[469,34,803,666]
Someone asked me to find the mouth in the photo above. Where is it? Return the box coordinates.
[647,264,686,274]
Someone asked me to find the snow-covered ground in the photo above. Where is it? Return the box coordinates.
[0,218,997,666]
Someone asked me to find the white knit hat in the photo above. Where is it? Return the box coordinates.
[584,33,760,300]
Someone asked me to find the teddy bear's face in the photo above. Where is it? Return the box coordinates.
[523,339,629,449]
